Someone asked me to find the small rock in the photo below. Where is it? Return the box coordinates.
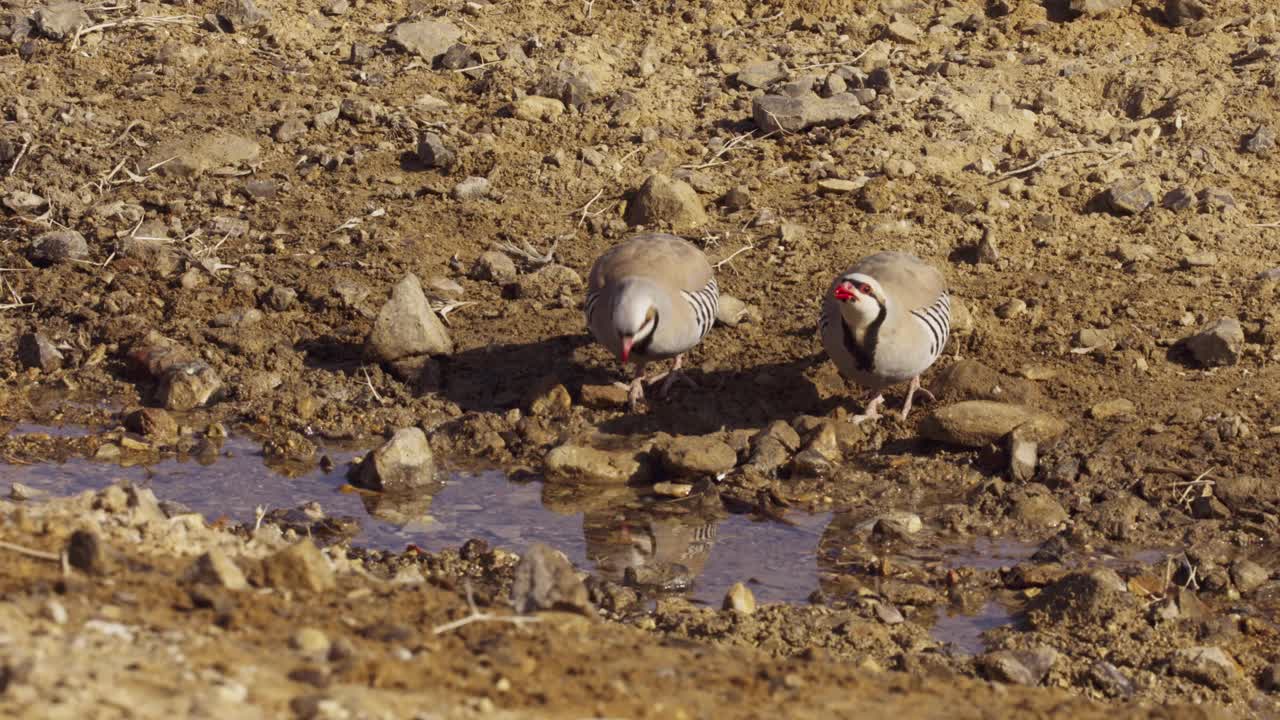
[1008,485,1067,527]
[28,229,88,265]
[736,60,787,89]
[921,401,1066,447]
[580,384,630,409]
[34,1,90,39]
[389,19,462,63]
[144,132,260,178]
[124,407,178,442]
[186,549,248,591]
[1261,663,1280,692]
[470,251,517,284]
[721,185,752,211]
[67,530,110,575]
[262,540,335,593]
[1244,126,1276,155]
[4,190,47,214]
[1181,251,1217,268]
[723,582,756,614]
[353,428,438,492]
[1008,431,1039,482]
[715,295,756,327]
[660,435,737,478]
[1170,646,1244,689]
[817,179,860,195]
[1104,178,1153,215]
[652,481,693,498]
[511,543,592,615]
[545,444,652,485]
[995,299,1027,319]
[524,380,572,418]
[930,360,1041,405]
[874,511,923,537]
[1184,318,1244,367]
[452,176,491,202]
[1089,660,1134,698]
[625,174,708,230]
[512,96,565,122]
[367,274,454,365]
[1162,187,1196,210]
[1197,187,1235,212]
[264,286,298,311]
[1164,0,1208,26]
[979,647,1058,686]
[1069,0,1131,16]
[1230,559,1270,594]
[415,133,455,170]
[44,599,68,625]
[514,264,583,301]
[886,18,922,43]
[9,482,42,501]
[1088,398,1136,420]
[291,627,331,656]
[158,364,223,411]
[273,118,308,143]
[214,0,268,31]
[17,333,64,372]
[976,233,999,264]
[752,93,867,134]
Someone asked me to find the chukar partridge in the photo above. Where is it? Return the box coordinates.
[585,233,719,409]
[819,251,950,423]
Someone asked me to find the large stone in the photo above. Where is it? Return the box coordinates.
[17,333,64,372]
[752,93,867,134]
[1184,318,1243,367]
[1104,177,1153,215]
[352,428,438,492]
[390,19,462,63]
[659,435,737,478]
[978,647,1058,686]
[1030,569,1133,625]
[1164,0,1208,26]
[930,360,1041,405]
[511,543,592,615]
[367,274,454,365]
[921,401,1066,447]
[124,407,178,442]
[415,132,455,170]
[470,251,517,284]
[262,540,335,593]
[157,363,223,411]
[215,0,269,31]
[28,229,88,265]
[144,133,260,178]
[512,96,565,122]
[1007,485,1068,528]
[34,1,90,39]
[544,444,652,485]
[1170,646,1244,689]
[625,174,708,230]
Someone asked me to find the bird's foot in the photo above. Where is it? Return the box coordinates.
[644,355,698,399]
[900,376,934,421]
[852,394,885,425]
[626,376,646,411]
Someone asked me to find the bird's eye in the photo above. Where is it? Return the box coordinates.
[858,283,873,295]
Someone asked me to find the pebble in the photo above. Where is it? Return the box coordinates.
[579,383,630,409]
[1008,432,1039,482]
[28,229,88,265]
[659,435,738,477]
[735,60,787,89]
[1262,663,1280,692]
[1164,0,1208,26]
[752,93,867,134]
[1104,178,1153,215]
[816,179,860,195]
[34,1,90,39]
[273,118,308,143]
[511,543,592,614]
[352,428,438,492]
[186,549,249,591]
[624,174,707,230]
[723,582,757,615]
[1089,660,1134,698]
[652,481,693,498]
[415,133,455,170]
[3,190,46,213]
[67,530,111,575]
[1184,318,1243,367]
[512,96,565,122]
[1230,559,1270,594]
[389,19,462,63]
[262,540,336,593]
[367,273,454,370]
[452,176,491,202]
[1069,0,1130,15]
[979,646,1058,685]
[470,251,518,284]
[874,511,923,537]
[1181,251,1217,268]
[1162,186,1195,210]
[523,379,572,418]
[544,444,652,485]
[931,360,1041,405]
[17,332,64,372]
[714,294,757,327]
[144,132,260,178]
[1008,485,1067,527]
[995,299,1026,319]
[1244,126,1276,155]
[214,0,268,31]
[1170,646,1244,689]
[921,401,1066,447]
[886,18,922,43]
[44,599,68,625]
[514,264,583,301]
[158,364,223,411]
[9,482,42,500]
[1088,398,1136,420]
[1197,187,1235,212]
[291,627,332,656]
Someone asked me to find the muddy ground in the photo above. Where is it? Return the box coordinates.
[2,0,1280,716]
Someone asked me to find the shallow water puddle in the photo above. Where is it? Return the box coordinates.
[0,428,829,606]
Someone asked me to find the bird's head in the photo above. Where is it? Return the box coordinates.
[832,272,886,323]
[613,282,661,363]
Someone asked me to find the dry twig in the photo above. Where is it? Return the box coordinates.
[71,14,200,50]
[493,236,558,266]
[986,147,1128,185]
[431,581,541,635]
[0,540,61,562]
[713,243,754,271]
[8,138,30,176]
[682,130,769,170]
[573,189,606,228]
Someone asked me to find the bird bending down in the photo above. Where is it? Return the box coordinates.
[584,233,719,410]
[819,251,951,423]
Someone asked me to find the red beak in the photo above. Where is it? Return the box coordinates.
[833,281,856,302]
[620,335,634,363]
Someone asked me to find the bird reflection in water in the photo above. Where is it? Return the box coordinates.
[582,503,722,594]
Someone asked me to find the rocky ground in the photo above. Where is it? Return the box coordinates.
[2,0,1280,716]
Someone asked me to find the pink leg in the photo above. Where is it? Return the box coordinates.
[900,375,935,420]
[852,394,885,425]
